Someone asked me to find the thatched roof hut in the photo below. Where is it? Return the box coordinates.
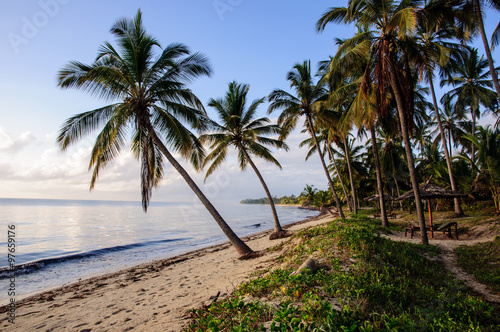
[395,183,466,201]
[396,182,466,238]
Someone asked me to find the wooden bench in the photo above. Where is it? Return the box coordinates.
[405,221,458,240]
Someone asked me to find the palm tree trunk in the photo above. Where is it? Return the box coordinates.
[343,137,358,215]
[393,173,403,211]
[475,0,500,102]
[149,129,254,257]
[471,107,477,165]
[449,129,452,159]
[239,146,286,239]
[306,114,345,218]
[429,77,463,215]
[327,144,352,211]
[370,126,389,227]
[388,60,428,245]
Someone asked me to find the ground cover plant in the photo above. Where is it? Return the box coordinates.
[186,216,500,331]
[456,237,500,294]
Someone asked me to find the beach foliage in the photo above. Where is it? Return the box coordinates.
[186,216,500,331]
[456,237,500,294]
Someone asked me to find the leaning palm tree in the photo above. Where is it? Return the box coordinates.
[200,81,289,240]
[317,1,429,243]
[56,10,254,258]
[268,60,346,219]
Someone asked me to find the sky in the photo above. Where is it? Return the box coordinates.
[0,0,499,205]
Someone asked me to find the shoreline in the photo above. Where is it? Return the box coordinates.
[0,203,319,305]
[2,208,322,306]
[0,210,331,331]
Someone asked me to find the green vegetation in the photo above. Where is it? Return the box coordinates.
[240,185,336,210]
[186,216,500,331]
[240,196,300,206]
[456,237,500,294]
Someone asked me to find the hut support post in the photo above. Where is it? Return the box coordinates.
[427,199,433,238]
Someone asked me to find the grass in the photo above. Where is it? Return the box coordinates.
[456,237,500,294]
[185,216,500,331]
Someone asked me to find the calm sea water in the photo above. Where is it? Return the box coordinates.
[0,198,316,302]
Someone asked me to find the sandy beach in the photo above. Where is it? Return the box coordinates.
[0,211,335,331]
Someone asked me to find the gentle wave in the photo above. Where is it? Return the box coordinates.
[0,237,192,279]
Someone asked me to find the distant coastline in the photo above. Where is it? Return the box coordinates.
[240,195,300,205]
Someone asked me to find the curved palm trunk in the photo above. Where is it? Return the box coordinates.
[388,60,428,245]
[343,137,358,215]
[239,146,286,239]
[149,130,254,257]
[327,144,352,211]
[370,126,389,227]
[475,0,500,102]
[429,77,463,215]
[306,114,345,219]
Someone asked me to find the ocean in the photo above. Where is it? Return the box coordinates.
[0,198,317,303]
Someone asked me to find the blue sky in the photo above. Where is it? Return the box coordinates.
[0,0,498,204]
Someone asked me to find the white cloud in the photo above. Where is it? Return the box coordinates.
[0,126,35,153]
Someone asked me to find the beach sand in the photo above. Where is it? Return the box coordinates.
[0,211,335,331]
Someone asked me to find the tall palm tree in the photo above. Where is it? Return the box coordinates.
[407,13,460,197]
[317,0,429,243]
[200,81,289,240]
[457,0,500,101]
[321,39,390,225]
[268,60,346,218]
[441,47,498,165]
[56,10,254,258]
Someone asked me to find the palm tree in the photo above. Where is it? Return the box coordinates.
[56,10,254,258]
[320,40,390,225]
[300,184,318,206]
[408,12,460,201]
[200,81,289,240]
[299,129,352,211]
[441,47,498,165]
[268,60,346,218]
[464,125,500,210]
[317,1,429,243]
[436,100,470,158]
[457,0,500,102]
